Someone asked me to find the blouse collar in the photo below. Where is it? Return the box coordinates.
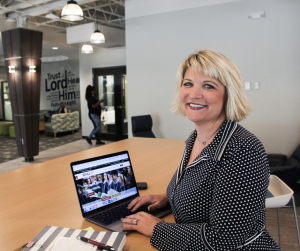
[185,119,238,162]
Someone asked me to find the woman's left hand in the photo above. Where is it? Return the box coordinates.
[121,212,164,237]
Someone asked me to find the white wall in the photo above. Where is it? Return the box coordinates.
[125,0,300,155]
[79,47,126,137]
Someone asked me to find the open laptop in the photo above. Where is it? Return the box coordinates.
[70,150,172,233]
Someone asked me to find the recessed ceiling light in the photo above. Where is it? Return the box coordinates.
[52,47,58,50]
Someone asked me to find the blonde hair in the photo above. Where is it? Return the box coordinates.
[172,50,252,122]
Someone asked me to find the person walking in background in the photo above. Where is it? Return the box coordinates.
[85,85,105,145]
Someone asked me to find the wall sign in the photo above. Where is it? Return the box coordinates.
[40,61,81,114]
[44,69,80,109]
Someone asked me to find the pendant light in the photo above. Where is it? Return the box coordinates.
[81,44,93,54]
[90,10,105,44]
[61,0,84,21]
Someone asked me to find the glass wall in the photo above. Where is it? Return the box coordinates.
[98,75,116,134]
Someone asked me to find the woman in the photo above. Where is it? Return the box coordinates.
[85,85,105,145]
[117,173,125,192]
[80,181,89,204]
[122,50,280,250]
[57,102,67,113]
[102,172,110,194]
[86,177,92,189]
[122,168,132,190]
[82,181,88,191]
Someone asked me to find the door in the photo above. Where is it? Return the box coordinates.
[1,81,13,121]
[93,66,127,141]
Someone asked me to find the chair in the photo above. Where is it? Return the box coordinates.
[266,175,300,248]
[131,115,155,138]
[44,111,79,138]
[0,122,13,135]
[268,144,300,190]
[9,125,15,138]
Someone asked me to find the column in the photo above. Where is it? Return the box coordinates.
[2,28,43,161]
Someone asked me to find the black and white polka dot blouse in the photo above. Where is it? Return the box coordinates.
[150,120,280,250]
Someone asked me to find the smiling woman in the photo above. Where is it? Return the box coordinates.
[179,68,226,129]
[121,50,280,251]
[172,49,252,122]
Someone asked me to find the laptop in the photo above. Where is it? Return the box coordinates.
[70,150,172,233]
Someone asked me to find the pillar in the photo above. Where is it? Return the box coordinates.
[2,28,43,161]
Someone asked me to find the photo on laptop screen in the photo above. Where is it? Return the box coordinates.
[71,151,139,215]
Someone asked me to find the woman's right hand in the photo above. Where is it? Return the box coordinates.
[128,194,169,212]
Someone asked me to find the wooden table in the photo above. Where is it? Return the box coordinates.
[0,137,185,251]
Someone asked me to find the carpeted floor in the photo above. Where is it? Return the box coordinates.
[0,129,82,164]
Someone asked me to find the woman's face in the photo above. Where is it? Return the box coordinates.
[179,67,226,126]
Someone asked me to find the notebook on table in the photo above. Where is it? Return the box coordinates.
[70,150,172,233]
[21,226,125,251]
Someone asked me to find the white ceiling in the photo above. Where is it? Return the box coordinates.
[0,0,245,66]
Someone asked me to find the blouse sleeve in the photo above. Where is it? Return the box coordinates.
[150,145,269,251]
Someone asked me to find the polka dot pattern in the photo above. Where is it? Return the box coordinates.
[150,120,280,250]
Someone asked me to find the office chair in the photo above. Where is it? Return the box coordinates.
[268,143,300,190]
[131,115,156,138]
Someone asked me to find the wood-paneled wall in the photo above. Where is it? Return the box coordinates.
[2,28,43,159]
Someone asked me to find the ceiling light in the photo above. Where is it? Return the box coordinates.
[45,11,60,19]
[61,0,84,21]
[90,29,105,44]
[52,47,58,50]
[81,44,93,54]
[90,12,105,44]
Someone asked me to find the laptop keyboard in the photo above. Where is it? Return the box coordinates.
[90,201,149,225]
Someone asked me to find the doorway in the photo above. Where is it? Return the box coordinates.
[1,81,13,121]
[93,66,127,141]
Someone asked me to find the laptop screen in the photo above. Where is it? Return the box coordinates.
[70,151,139,215]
